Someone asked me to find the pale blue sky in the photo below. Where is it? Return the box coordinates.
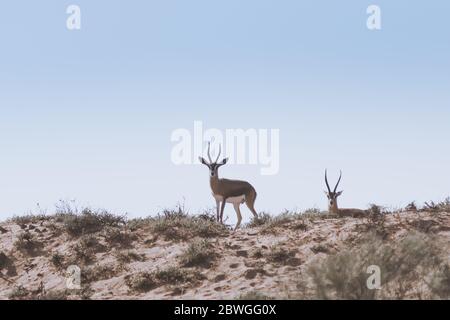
[0,1,449,221]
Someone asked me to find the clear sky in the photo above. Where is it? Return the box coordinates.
[0,1,449,221]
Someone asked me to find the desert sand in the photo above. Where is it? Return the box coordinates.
[1,205,449,300]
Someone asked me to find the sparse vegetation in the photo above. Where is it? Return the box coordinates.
[72,235,106,265]
[126,265,204,293]
[247,212,272,227]
[82,264,119,284]
[8,286,30,299]
[1,199,449,300]
[63,208,126,237]
[306,231,449,299]
[427,264,450,299]
[8,214,50,225]
[103,227,136,248]
[310,243,330,254]
[13,231,43,256]
[125,272,157,292]
[0,251,16,276]
[237,291,274,300]
[266,246,295,264]
[0,251,9,270]
[154,266,204,285]
[422,198,450,212]
[135,205,228,241]
[115,250,146,264]
[247,209,325,234]
[179,239,217,268]
[51,252,65,270]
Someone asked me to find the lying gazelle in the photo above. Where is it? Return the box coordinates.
[325,170,367,217]
[199,143,258,230]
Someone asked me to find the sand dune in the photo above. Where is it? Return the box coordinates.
[1,206,449,300]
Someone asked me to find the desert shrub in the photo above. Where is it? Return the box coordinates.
[126,266,204,293]
[14,231,43,256]
[82,264,118,283]
[151,213,227,241]
[8,214,49,225]
[301,208,334,220]
[196,210,217,222]
[310,244,330,254]
[307,231,446,299]
[72,235,106,265]
[0,251,16,277]
[405,202,418,211]
[248,209,324,232]
[246,212,273,228]
[115,251,146,264]
[422,198,450,212]
[154,266,204,285]
[266,246,294,264]
[427,264,450,299]
[251,211,298,234]
[8,286,31,300]
[236,291,274,300]
[251,248,264,259]
[33,290,70,300]
[103,227,136,248]
[127,205,227,241]
[63,208,126,237]
[179,239,217,268]
[51,252,65,270]
[161,204,189,220]
[125,272,158,292]
[0,251,9,270]
[360,204,389,238]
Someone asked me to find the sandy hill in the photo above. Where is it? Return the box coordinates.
[0,202,449,300]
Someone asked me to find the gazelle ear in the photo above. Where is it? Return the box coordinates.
[221,158,229,165]
[198,157,209,166]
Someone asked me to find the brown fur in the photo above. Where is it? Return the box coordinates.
[199,145,258,230]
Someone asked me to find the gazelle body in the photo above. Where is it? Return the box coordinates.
[199,143,258,230]
[325,170,367,218]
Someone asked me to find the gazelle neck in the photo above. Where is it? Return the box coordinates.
[329,200,339,214]
[210,174,220,194]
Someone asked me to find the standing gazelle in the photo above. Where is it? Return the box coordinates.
[199,142,258,230]
[324,170,367,217]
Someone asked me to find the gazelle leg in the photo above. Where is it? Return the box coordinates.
[219,200,227,224]
[216,200,220,222]
[233,203,242,231]
[245,191,258,218]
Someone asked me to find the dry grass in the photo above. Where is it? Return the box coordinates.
[71,235,106,265]
[115,251,146,264]
[179,239,217,268]
[306,231,449,299]
[13,232,43,256]
[62,208,126,237]
[422,198,450,212]
[2,199,449,300]
[128,206,228,242]
[103,227,137,249]
[266,246,296,265]
[82,264,119,284]
[247,209,325,234]
[50,252,65,270]
[236,291,274,300]
[125,266,204,293]
[125,272,157,292]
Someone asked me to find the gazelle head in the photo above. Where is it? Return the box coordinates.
[198,142,229,178]
[324,169,343,212]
